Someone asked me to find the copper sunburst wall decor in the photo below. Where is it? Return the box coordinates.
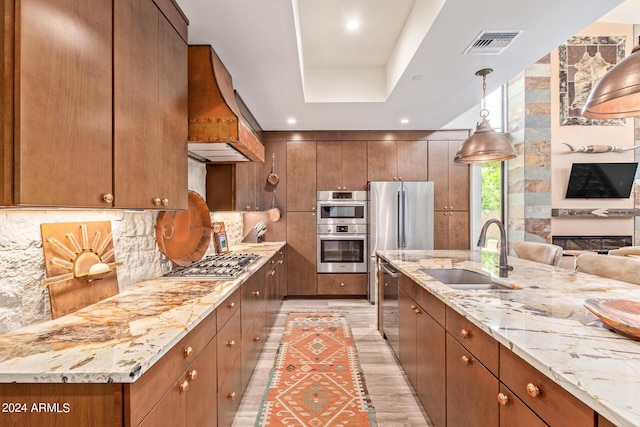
[40,221,121,319]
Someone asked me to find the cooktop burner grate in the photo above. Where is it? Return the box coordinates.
[163,253,260,279]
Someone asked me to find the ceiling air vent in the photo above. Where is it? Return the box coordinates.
[464,30,523,55]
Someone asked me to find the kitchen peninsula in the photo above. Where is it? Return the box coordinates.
[377,249,640,427]
[0,242,285,427]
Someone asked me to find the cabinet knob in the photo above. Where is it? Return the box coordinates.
[184,346,193,357]
[271,260,276,264]
[188,369,198,381]
[340,282,345,287]
[227,340,236,348]
[162,198,169,206]
[102,193,114,203]
[153,198,162,205]
[271,270,276,276]
[228,302,236,309]
[526,383,540,398]
[279,260,284,264]
[254,336,261,342]
[393,177,397,181]
[461,355,471,365]
[228,392,237,400]
[460,329,471,339]
[253,291,260,297]
[414,308,421,314]
[497,393,509,406]
[410,304,417,310]
[179,381,189,393]
[384,282,388,287]
[312,206,316,211]
[398,176,402,181]
[246,205,251,211]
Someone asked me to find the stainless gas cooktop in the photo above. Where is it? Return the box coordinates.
[163,253,260,279]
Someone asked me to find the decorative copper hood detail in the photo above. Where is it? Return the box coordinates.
[188,45,265,163]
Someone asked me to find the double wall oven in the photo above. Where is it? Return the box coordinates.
[316,191,368,274]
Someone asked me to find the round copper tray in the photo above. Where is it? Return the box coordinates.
[156,191,211,266]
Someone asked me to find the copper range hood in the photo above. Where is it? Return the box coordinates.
[188,45,265,163]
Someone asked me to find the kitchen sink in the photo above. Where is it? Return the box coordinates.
[419,268,515,290]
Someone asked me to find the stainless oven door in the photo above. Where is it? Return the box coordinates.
[317,233,367,273]
[317,201,367,225]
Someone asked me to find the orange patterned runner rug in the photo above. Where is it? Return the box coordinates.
[256,312,377,426]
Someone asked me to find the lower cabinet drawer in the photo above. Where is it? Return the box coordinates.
[499,345,594,426]
[498,383,547,427]
[446,306,498,375]
[317,273,367,295]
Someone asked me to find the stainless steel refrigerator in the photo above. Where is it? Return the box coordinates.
[368,181,434,302]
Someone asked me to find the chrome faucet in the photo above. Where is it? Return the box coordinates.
[477,219,513,278]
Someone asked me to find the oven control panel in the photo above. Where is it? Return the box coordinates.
[317,224,365,234]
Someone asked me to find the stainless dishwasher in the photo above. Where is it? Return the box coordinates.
[379,261,400,357]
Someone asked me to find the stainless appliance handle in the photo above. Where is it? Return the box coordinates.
[401,189,407,249]
[397,190,401,248]
[380,262,401,278]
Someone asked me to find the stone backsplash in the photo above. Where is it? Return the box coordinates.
[0,159,244,334]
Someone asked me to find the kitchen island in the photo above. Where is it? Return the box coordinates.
[0,242,285,426]
[377,249,640,427]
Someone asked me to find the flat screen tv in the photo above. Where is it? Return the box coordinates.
[565,162,638,199]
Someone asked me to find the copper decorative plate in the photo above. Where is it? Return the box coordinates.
[156,191,212,266]
[584,298,640,339]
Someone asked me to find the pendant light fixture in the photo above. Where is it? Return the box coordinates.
[454,68,517,164]
[582,37,640,119]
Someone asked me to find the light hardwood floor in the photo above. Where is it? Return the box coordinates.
[233,298,433,427]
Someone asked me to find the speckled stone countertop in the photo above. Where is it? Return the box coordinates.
[0,242,285,385]
[376,249,640,427]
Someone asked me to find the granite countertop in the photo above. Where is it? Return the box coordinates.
[376,249,640,427]
[0,242,285,385]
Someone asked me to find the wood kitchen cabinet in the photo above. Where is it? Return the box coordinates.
[3,0,113,207]
[286,212,317,295]
[241,267,266,392]
[114,0,188,209]
[317,273,367,295]
[286,140,317,212]
[429,140,470,249]
[392,267,599,427]
[316,140,367,191]
[217,309,242,427]
[206,162,264,211]
[367,140,429,182]
[2,0,188,208]
[398,275,446,427]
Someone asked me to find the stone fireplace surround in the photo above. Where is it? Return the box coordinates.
[552,235,633,255]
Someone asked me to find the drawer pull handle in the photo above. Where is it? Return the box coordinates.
[253,291,260,297]
[184,346,193,357]
[254,336,261,342]
[460,329,471,339]
[228,302,236,309]
[461,355,471,365]
[179,381,189,393]
[228,392,237,400]
[188,370,197,381]
[497,393,509,406]
[526,383,540,398]
[227,340,236,348]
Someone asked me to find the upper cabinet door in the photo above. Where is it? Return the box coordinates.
[158,14,188,210]
[316,141,342,191]
[13,0,113,206]
[367,141,398,182]
[340,140,367,190]
[113,0,160,209]
[286,140,316,212]
[398,140,429,181]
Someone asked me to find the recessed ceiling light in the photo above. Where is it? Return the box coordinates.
[287,117,297,125]
[346,20,360,31]
[400,118,409,124]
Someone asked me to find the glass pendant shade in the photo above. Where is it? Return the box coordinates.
[582,41,640,119]
[454,117,517,163]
